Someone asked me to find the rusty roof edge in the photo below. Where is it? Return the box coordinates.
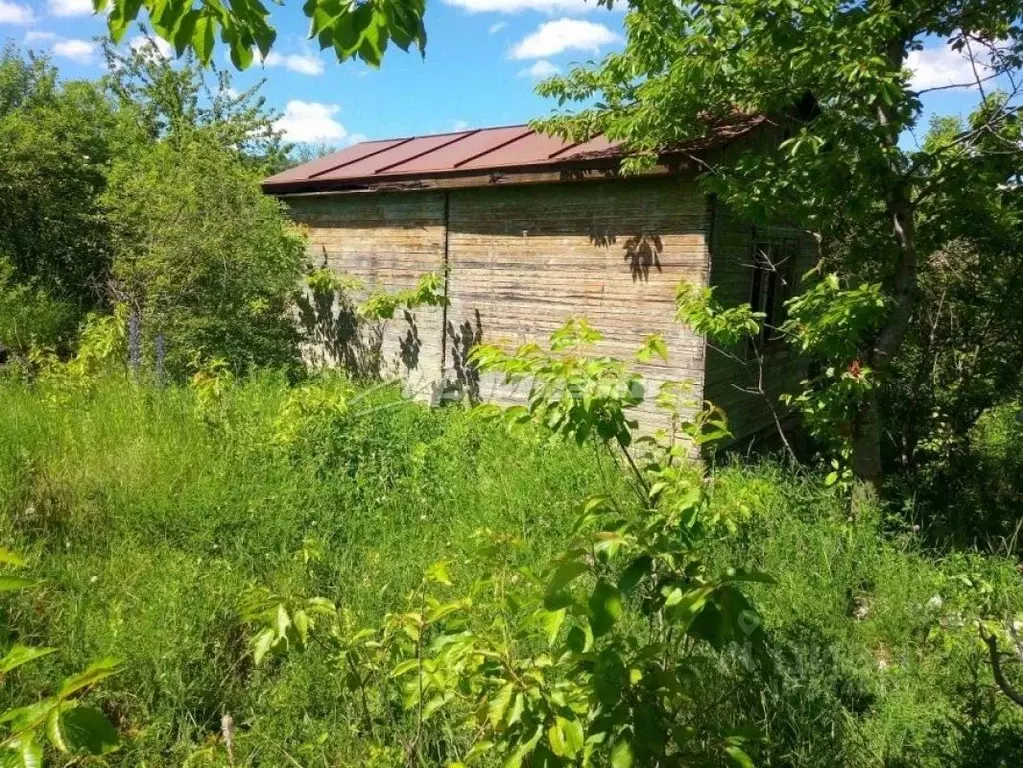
[451,127,537,169]
[265,169,627,197]
[264,157,633,195]
[545,135,598,160]
[307,136,418,180]
[373,129,480,174]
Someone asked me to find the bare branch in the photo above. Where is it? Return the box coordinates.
[982,626,1023,709]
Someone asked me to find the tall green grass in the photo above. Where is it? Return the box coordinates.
[1,374,1022,765]
[0,374,619,764]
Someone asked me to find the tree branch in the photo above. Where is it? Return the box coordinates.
[982,627,1023,709]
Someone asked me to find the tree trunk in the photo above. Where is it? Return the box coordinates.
[852,196,919,496]
[853,23,917,495]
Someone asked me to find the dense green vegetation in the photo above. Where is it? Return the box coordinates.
[1,375,1022,765]
[0,40,301,371]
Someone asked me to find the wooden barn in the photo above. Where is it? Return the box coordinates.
[264,122,814,443]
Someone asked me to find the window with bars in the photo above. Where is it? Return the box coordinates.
[749,240,796,348]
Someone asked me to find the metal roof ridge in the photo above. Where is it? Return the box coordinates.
[451,127,537,169]
[308,137,417,180]
[373,129,481,174]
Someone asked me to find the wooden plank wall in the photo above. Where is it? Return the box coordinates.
[284,192,448,400]
[703,201,817,444]
[283,176,715,435]
[444,177,710,432]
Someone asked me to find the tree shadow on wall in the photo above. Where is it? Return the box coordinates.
[296,285,424,380]
[294,285,384,378]
[399,309,422,373]
[588,232,664,281]
[623,234,663,281]
[445,310,483,404]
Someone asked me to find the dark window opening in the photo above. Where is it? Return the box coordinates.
[749,240,796,348]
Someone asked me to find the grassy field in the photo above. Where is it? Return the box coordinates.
[1,374,1022,766]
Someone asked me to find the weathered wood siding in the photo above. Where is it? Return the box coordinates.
[285,192,447,400]
[703,200,816,444]
[282,169,812,445]
[284,176,712,432]
[444,177,710,431]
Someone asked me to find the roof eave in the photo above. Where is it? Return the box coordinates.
[263,154,702,197]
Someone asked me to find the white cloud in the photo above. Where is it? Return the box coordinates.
[517,59,560,78]
[446,0,605,13]
[510,18,620,59]
[262,51,325,76]
[53,38,97,63]
[24,30,57,44]
[129,34,173,59]
[0,1,34,24]
[275,100,347,143]
[48,0,93,16]
[488,21,506,34]
[345,132,368,146]
[450,119,470,131]
[906,43,985,91]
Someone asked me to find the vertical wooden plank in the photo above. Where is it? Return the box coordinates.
[284,192,448,401]
[444,176,711,433]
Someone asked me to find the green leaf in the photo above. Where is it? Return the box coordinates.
[488,682,515,728]
[611,738,634,768]
[541,608,566,646]
[725,745,755,768]
[55,706,120,755]
[565,622,593,653]
[0,576,36,592]
[545,560,588,597]
[618,555,652,594]
[588,579,623,637]
[252,627,275,665]
[292,608,310,645]
[0,645,57,675]
[192,14,216,65]
[462,740,494,762]
[47,704,69,753]
[426,560,453,586]
[0,549,26,567]
[548,720,567,757]
[229,38,254,69]
[0,697,58,728]
[663,585,714,628]
[422,693,448,720]
[723,568,777,585]
[427,599,467,623]
[390,658,420,678]
[560,716,584,756]
[57,658,121,699]
[506,693,525,727]
[504,724,543,768]
[6,734,42,768]
[276,603,292,639]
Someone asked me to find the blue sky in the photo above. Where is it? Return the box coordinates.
[0,0,995,149]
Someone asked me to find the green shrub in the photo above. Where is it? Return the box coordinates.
[102,130,306,379]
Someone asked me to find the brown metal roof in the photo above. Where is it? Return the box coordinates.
[264,118,765,195]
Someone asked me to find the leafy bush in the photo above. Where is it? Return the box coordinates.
[0,45,114,332]
[0,258,76,359]
[102,130,306,378]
